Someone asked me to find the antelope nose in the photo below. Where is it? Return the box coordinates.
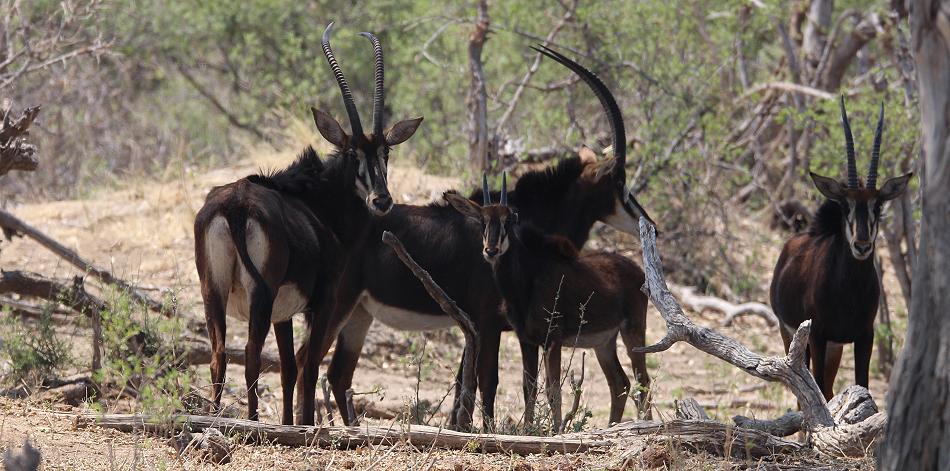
[854,241,872,254]
[484,247,499,258]
[372,194,393,212]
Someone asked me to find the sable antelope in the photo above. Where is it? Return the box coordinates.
[770,97,912,400]
[321,45,653,428]
[444,172,651,429]
[193,24,421,425]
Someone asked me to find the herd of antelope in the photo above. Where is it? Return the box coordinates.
[194,23,912,429]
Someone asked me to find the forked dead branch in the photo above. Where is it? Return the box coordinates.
[635,216,887,458]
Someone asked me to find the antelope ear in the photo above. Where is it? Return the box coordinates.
[444,191,482,222]
[312,107,348,148]
[385,117,424,146]
[810,172,847,201]
[878,172,913,201]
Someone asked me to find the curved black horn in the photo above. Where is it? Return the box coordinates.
[482,173,491,206]
[500,172,508,206]
[359,32,385,138]
[839,96,858,189]
[322,22,363,138]
[531,45,626,182]
[867,102,884,189]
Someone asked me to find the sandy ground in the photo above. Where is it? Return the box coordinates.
[0,132,899,469]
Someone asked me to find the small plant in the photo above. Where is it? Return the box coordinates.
[93,289,194,418]
[0,303,71,386]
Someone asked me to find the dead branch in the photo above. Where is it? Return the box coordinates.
[560,351,585,433]
[741,81,835,101]
[634,218,833,428]
[76,412,605,455]
[75,412,809,458]
[674,397,710,421]
[638,216,887,457]
[671,284,778,327]
[0,209,168,313]
[182,338,281,373]
[381,231,479,430]
[0,270,106,316]
[588,419,803,459]
[733,411,804,437]
[0,106,41,176]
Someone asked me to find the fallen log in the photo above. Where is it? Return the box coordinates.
[0,270,106,316]
[671,284,778,327]
[732,385,879,438]
[591,419,803,459]
[74,412,605,455]
[73,411,808,458]
[635,217,886,458]
[732,411,804,437]
[0,209,168,314]
[183,338,282,374]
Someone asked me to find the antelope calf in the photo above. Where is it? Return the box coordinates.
[322,45,654,428]
[445,173,651,430]
[194,24,421,424]
[770,98,911,400]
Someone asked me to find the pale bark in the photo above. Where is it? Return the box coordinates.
[879,0,950,468]
[467,0,492,175]
[637,218,886,458]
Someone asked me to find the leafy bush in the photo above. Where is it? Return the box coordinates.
[0,305,71,386]
[93,290,194,417]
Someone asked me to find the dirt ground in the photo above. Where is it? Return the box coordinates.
[0,131,899,469]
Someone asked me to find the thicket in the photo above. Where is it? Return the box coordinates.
[2,0,920,301]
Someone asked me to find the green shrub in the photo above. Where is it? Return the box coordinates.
[93,290,194,418]
[0,304,71,386]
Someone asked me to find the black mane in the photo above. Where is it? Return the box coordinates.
[468,156,584,206]
[248,146,346,195]
[808,199,844,238]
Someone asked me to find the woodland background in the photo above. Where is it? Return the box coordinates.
[1,0,943,468]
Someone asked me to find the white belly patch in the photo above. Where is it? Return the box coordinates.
[226,283,307,324]
[568,328,618,348]
[359,292,457,331]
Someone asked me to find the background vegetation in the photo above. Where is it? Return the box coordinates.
[1,0,921,302]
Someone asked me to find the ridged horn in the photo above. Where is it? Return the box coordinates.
[322,22,363,138]
[500,172,508,206]
[839,96,858,189]
[359,31,385,139]
[868,102,884,189]
[531,45,626,182]
[482,173,491,206]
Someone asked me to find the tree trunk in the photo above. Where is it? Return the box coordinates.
[878,1,950,468]
[467,0,492,176]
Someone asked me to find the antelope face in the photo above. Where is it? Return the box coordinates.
[809,97,913,261]
[317,23,423,216]
[444,177,518,264]
[312,108,422,216]
[810,173,912,261]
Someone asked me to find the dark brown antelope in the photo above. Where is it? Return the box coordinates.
[320,45,653,429]
[193,23,421,425]
[445,172,651,430]
[770,97,912,400]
